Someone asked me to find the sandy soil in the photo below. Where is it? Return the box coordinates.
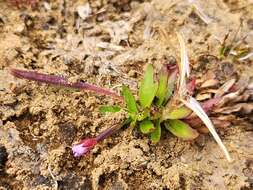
[0,0,253,189]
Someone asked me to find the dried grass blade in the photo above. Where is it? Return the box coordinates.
[238,52,253,61]
[176,32,190,97]
[188,0,212,24]
[181,96,232,162]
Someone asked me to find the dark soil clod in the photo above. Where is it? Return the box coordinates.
[0,146,8,172]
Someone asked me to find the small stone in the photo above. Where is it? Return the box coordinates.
[15,23,25,34]
[77,3,92,20]
[43,2,51,11]
[247,19,253,30]
[128,70,136,77]
[5,49,19,61]
[33,127,40,136]
[221,62,234,76]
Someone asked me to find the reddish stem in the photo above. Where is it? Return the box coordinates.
[9,0,38,8]
[95,125,120,142]
[10,68,123,100]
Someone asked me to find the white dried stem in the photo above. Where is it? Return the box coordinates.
[176,32,190,97]
[181,97,232,162]
[188,0,212,24]
[238,52,253,61]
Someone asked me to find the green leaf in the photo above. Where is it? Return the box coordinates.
[99,105,121,113]
[122,117,132,126]
[139,64,158,108]
[150,121,161,143]
[165,120,199,140]
[164,71,177,102]
[156,67,169,107]
[122,85,138,115]
[139,119,155,134]
[219,45,231,58]
[163,106,192,120]
[130,120,137,128]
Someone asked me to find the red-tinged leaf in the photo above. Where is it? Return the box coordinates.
[183,117,203,127]
[165,64,178,73]
[196,126,209,134]
[156,65,169,107]
[186,78,196,94]
[183,117,231,128]
[201,97,222,113]
[10,68,123,100]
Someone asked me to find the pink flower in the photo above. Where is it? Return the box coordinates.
[72,138,97,157]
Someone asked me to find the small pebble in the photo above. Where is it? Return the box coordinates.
[247,18,253,30]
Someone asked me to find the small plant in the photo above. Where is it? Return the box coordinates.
[10,33,231,162]
[99,64,198,144]
[219,30,253,61]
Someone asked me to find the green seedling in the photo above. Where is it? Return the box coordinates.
[97,32,231,162]
[99,105,121,114]
[219,29,253,61]
[99,64,197,143]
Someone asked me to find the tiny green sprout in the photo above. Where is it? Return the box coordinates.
[99,105,121,114]
[150,120,161,143]
[219,45,232,58]
[218,29,252,62]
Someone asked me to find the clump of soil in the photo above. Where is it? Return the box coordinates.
[0,0,253,189]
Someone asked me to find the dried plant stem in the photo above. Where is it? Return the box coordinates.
[189,0,212,24]
[176,31,231,162]
[182,97,232,162]
[10,68,123,100]
[176,32,190,97]
[95,125,121,142]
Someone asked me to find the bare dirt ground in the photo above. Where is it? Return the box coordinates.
[0,0,253,189]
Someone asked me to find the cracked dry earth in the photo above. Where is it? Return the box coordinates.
[0,0,253,189]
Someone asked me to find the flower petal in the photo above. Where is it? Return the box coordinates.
[72,144,89,157]
[72,138,97,157]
